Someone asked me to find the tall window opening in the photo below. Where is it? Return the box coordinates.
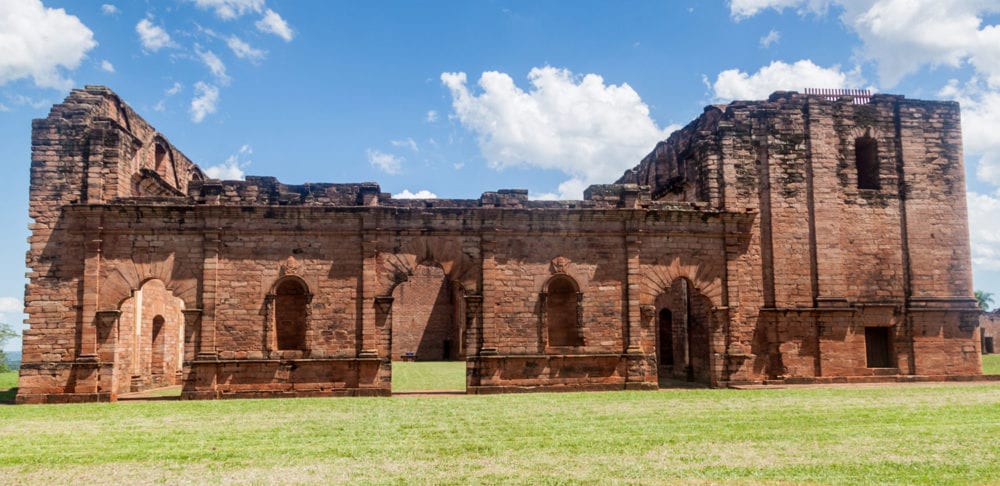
[154,144,168,178]
[275,278,308,351]
[151,315,165,374]
[658,309,674,366]
[855,136,879,190]
[865,326,892,368]
[546,276,582,347]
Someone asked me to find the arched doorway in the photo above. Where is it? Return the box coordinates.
[274,277,308,351]
[116,279,186,392]
[655,278,712,384]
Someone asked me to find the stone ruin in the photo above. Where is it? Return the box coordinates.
[16,86,983,403]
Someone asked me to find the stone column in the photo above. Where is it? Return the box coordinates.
[182,309,203,363]
[198,231,220,360]
[464,294,483,356]
[480,231,498,355]
[624,228,642,354]
[79,233,103,361]
[360,238,380,358]
[373,296,393,357]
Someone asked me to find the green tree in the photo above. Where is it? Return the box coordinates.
[975,290,995,312]
[0,322,16,372]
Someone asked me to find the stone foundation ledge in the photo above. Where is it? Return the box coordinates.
[181,388,391,400]
[468,382,657,395]
[736,374,1000,388]
[15,392,113,405]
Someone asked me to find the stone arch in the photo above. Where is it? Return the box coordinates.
[639,257,723,308]
[653,277,714,383]
[379,237,479,296]
[115,278,186,392]
[99,253,199,312]
[151,134,180,188]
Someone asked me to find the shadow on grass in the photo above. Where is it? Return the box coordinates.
[0,387,16,404]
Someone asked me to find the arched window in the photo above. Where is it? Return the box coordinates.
[151,315,166,374]
[546,275,582,347]
[154,144,168,178]
[275,278,308,351]
[855,136,879,190]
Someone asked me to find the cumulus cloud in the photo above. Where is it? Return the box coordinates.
[136,18,175,53]
[100,60,115,73]
[759,29,781,48]
[426,110,438,122]
[367,149,403,175]
[196,47,230,84]
[191,0,265,20]
[226,35,265,63]
[968,191,1000,271]
[0,296,21,314]
[391,138,419,152]
[256,9,293,41]
[166,81,182,96]
[394,189,438,199]
[441,66,673,199]
[101,4,118,15]
[0,0,96,90]
[204,144,251,180]
[190,81,219,123]
[731,1,1000,88]
[0,104,8,112]
[710,59,861,101]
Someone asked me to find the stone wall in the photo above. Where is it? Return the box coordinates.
[17,87,984,403]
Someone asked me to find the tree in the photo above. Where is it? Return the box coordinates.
[975,290,995,312]
[0,322,16,373]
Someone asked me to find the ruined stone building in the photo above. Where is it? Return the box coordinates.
[16,86,983,403]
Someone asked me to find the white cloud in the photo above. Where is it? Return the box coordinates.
[367,149,403,175]
[136,18,175,53]
[391,138,419,152]
[426,110,438,122]
[191,0,264,20]
[441,66,674,199]
[0,0,96,90]
[394,189,438,199]
[0,104,8,112]
[100,60,115,73]
[729,0,831,20]
[710,59,861,101]
[0,297,20,314]
[190,81,219,123]
[6,93,50,109]
[256,9,293,41]
[101,4,118,15]
[196,47,230,84]
[759,29,781,48]
[204,144,251,180]
[226,35,265,63]
[968,191,1000,271]
[166,82,182,96]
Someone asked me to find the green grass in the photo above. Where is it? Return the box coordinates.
[391,361,466,392]
[0,370,16,403]
[983,354,1000,375]
[0,384,998,484]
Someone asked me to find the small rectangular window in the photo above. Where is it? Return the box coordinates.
[855,136,880,190]
[865,326,892,368]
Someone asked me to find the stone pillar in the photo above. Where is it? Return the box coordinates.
[182,309,203,363]
[374,296,393,357]
[198,231,220,360]
[360,239,380,358]
[624,228,642,354]
[480,231,498,355]
[464,294,483,356]
[79,234,103,361]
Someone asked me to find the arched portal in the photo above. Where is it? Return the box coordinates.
[544,274,583,348]
[655,278,713,384]
[116,279,186,392]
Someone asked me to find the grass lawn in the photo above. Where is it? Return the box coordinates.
[983,353,1000,375]
[391,361,466,392]
[1,383,998,484]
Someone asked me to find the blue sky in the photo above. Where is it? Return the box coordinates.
[3,0,1000,350]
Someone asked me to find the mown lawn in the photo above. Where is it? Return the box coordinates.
[1,382,998,484]
[0,371,16,402]
[391,361,466,392]
[982,353,1000,375]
